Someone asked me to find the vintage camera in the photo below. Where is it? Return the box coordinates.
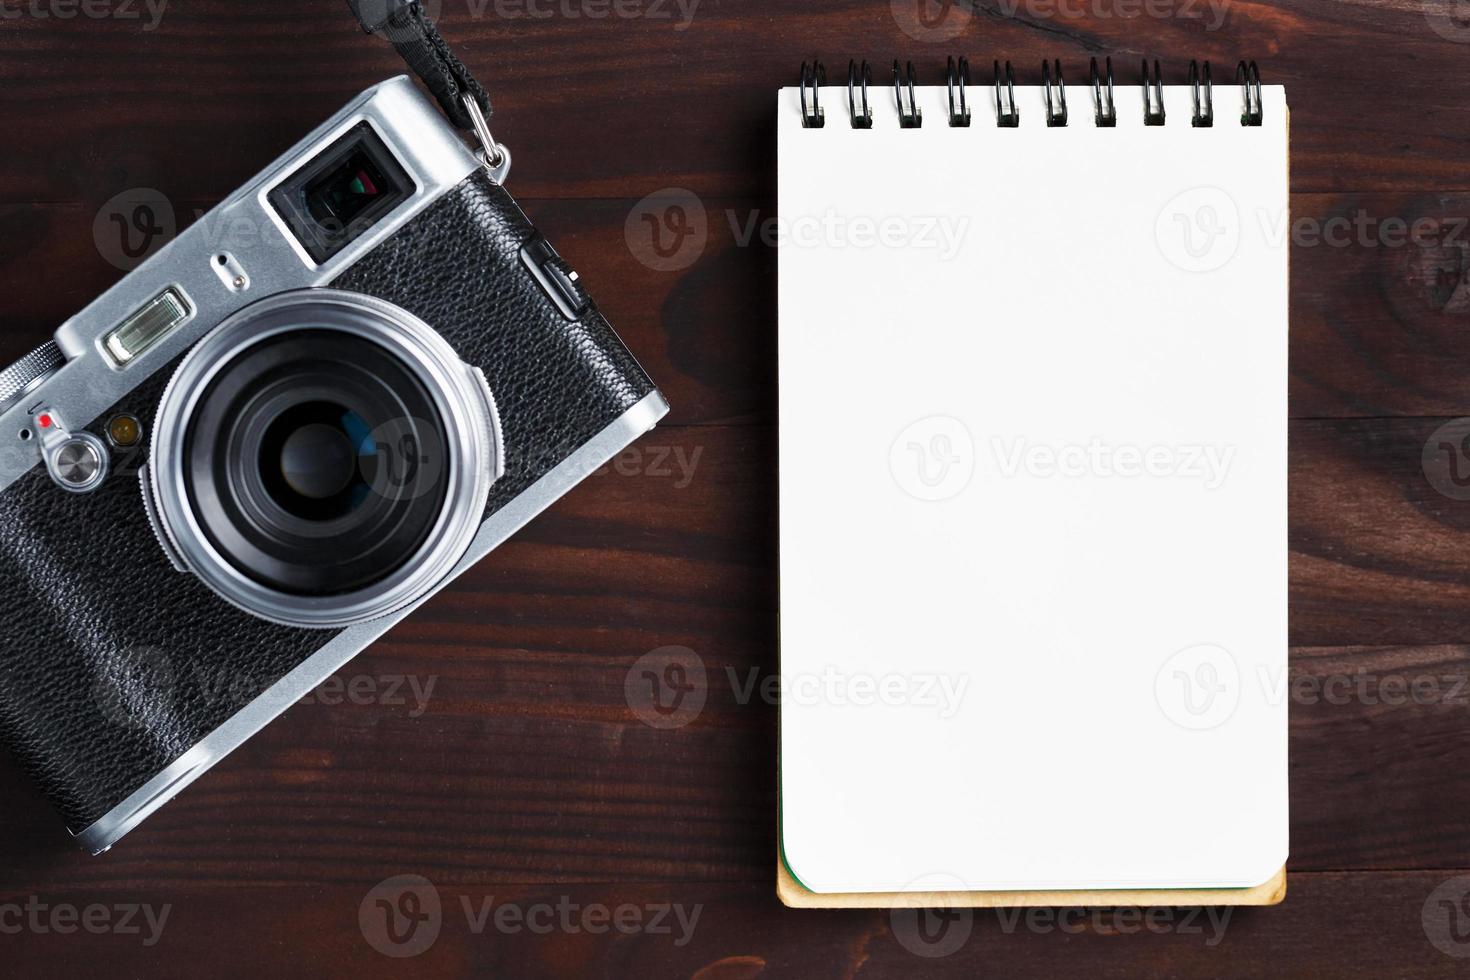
[0,77,667,852]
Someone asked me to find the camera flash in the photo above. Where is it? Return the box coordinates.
[103,288,191,367]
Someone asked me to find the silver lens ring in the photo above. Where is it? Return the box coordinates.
[149,289,503,628]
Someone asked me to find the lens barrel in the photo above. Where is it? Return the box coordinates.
[148,291,502,628]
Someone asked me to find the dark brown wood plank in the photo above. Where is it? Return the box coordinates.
[1293,416,1470,645]
[0,873,1468,978]
[0,424,1467,888]
[2,1,1469,206]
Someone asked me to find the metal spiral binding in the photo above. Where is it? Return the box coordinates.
[1190,60,1214,127]
[1042,59,1068,127]
[1142,59,1166,125]
[800,60,825,128]
[1090,57,1116,127]
[848,60,873,129]
[994,60,1019,127]
[1237,60,1263,126]
[947,56,971,127]
[893,60,922,128]
[796,58,1264,129]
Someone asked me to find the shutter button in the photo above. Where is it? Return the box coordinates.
[521,237,591,320]
[36,407,109,493]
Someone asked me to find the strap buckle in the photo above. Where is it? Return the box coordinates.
[462,94,511,184]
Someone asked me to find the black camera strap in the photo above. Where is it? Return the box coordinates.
[344,0,508,177]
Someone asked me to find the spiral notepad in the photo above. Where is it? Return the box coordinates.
[777,58,1289,900]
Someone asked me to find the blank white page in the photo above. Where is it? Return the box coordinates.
[778,82,1288,893]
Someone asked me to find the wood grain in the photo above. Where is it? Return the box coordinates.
[2,1,1470,976]
[7,192,1470,426]
[0,425,1466,893]
[1,874,1468,978]
[3,1,1470,203]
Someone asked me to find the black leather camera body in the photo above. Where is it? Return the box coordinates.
[0,76,667,852]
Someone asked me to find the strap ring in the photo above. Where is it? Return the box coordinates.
[462,94,511,183]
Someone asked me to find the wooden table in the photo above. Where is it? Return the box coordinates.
[3,1,1470,975]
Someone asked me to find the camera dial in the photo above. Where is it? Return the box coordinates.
[0,341,65,416]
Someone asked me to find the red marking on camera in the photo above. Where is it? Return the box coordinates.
[37,414,52,429]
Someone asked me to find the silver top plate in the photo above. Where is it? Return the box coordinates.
[0,76,481,496]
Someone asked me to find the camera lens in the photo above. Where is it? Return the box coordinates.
[149,291,503,628]
[185,329,451,598]
[273,413,360,506]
